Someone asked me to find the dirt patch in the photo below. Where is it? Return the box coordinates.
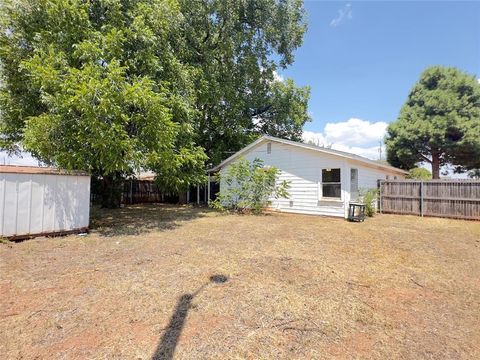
[1,204,479,359]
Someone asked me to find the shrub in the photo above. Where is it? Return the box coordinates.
[358,188,379,217]
[210,158,289,214]
[407,167,432,180]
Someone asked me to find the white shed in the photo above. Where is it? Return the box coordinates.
[0,166,91,239]
[209,135,407,218]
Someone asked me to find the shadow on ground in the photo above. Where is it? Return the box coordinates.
[151,275,228,360]
[89,203,213,237]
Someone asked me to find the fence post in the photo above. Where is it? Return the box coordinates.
[420,180,424,217]
[207,173,211,204]
[377,179,382,214]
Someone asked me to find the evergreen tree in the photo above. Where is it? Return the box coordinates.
[386,66,480,179]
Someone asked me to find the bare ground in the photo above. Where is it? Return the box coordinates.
[1,204,479,359]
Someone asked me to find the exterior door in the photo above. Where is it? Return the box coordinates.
[350,168,358,201]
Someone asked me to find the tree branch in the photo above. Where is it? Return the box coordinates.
[250,104,273,118]
[419,153,432,163]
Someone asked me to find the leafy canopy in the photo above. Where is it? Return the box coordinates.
[210,158,289,214]
[0,0,310,175]
[0,0,310,206]
[177,0,310,164]
[386,66,480,179]
[0,0,206,188]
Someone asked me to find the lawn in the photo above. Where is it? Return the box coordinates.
[1,204,479,359]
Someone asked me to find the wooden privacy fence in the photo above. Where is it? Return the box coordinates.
[378,179,480,220]
[122,180,163,204]
[120,180,218,205]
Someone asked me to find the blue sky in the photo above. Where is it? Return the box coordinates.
[280,0,480,159]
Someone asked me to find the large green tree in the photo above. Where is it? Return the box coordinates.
[0,0,206,207]
[0,0,310,206]
[178,0,310,165]
[386,66,480,179]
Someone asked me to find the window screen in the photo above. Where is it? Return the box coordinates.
[267,143,271,154]
[322,169,341,199]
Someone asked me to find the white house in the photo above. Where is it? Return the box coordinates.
[208,135,407,218]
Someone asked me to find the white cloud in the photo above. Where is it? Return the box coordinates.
[302,118,387,147]
[329,143,385,160]
[302,130,327,146]
[324,118,388,146]
[302,118,388,160]
[330,4,353,27]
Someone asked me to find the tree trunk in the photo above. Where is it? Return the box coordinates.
[178,190,188,204]
[101,173,123,208]
[431,150,440,179]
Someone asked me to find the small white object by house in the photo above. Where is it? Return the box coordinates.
[0,166,91,239]
[208,135,407,218]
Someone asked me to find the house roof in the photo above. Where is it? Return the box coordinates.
[136,171,156,181]
[0,165,89,176]
[208,135,408,175]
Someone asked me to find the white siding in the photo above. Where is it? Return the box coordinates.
[0,172,91,237]
[343,160,405,217]
[220,141,405,218]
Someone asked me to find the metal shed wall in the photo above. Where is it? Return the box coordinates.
[0,170,91,238]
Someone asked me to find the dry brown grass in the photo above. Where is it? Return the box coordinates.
[1,204,480,359]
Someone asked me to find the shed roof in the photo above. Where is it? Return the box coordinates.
[208,135,408,175]
[0,165,89,176]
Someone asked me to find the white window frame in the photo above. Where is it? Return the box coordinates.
[319,168,342,200]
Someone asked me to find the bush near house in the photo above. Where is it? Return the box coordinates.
[210,158,290,214]
[359,188,379,217]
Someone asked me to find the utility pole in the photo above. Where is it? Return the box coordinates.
[378,140,383,161]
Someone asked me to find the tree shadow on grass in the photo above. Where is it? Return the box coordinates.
[151,275,228,360]
[89,203,215,237]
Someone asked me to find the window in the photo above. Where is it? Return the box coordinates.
[267,142,271,154]
[350,168,358,201]
[322,168,341,199]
